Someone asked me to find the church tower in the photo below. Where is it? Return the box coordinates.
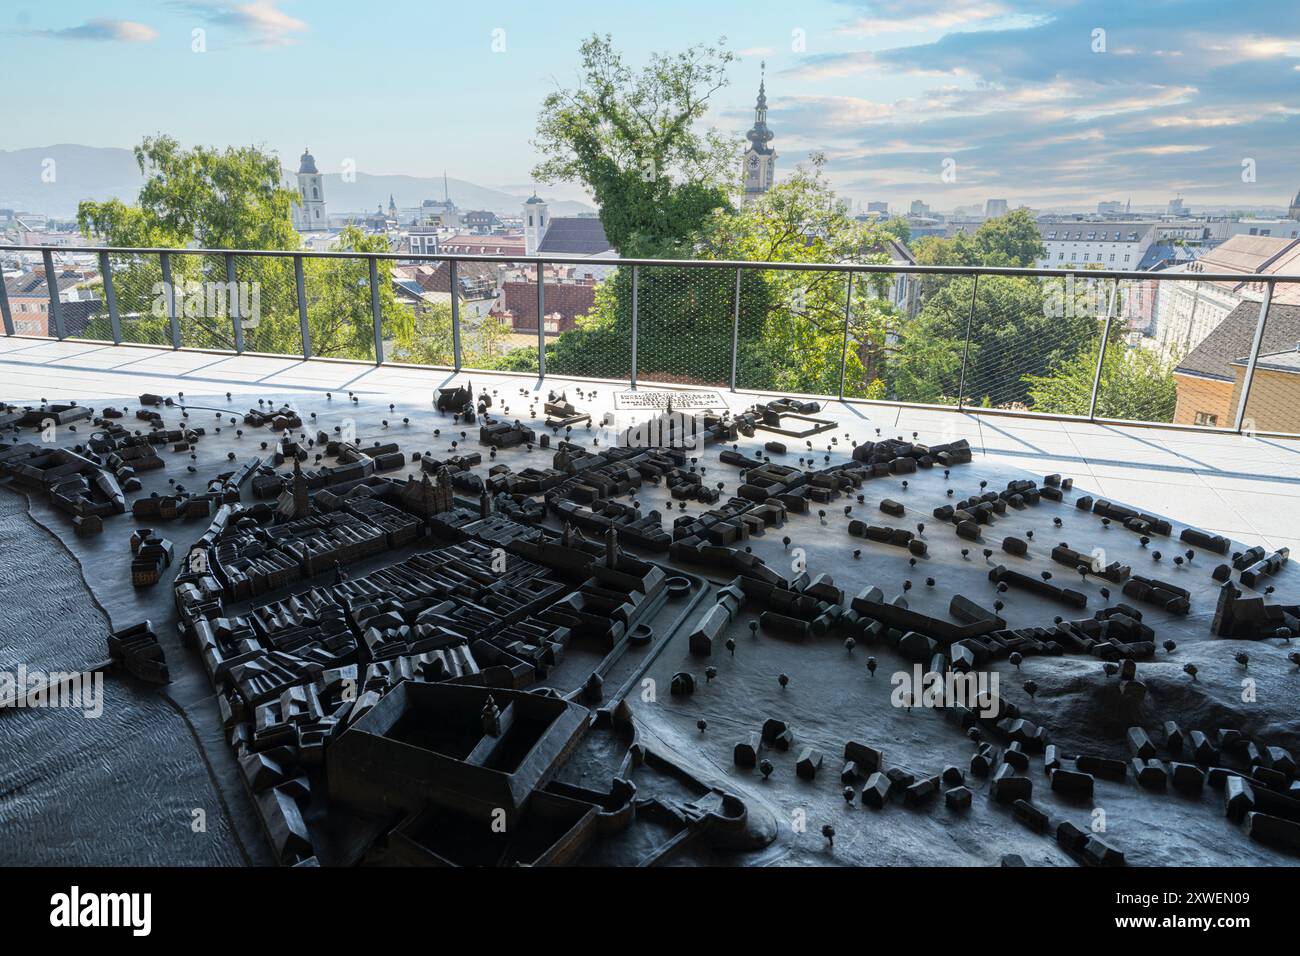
[293,148,327,232]
[523,192,549,256]
[741,64,777,204]
[1289,187,1300,222]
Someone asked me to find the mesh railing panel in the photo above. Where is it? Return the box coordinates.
[296,254,378,362]
[525,264,631,382]
[1088,278,1180,425]
[960,273,1098,412]
[634,264,735,389]
[735,266,847,396]
[107,253,171,347]
[235,253,301,356]
[60,256,110,341]
[176,252,237,352]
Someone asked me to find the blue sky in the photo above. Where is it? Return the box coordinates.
[3,0,1299,210]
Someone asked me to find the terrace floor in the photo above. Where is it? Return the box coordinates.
[5,335,1299,558]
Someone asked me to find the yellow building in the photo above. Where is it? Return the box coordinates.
[1173,301,1300,431]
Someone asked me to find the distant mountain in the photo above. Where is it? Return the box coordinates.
[0,145,146,219]
[323,173,593,218]
[0,145,594,220]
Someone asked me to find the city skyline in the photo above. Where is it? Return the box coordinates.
[2,0,1299,211]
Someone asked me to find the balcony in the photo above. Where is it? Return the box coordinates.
[3,244,1300,869]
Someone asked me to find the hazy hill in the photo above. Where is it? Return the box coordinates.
[0,145,593,219]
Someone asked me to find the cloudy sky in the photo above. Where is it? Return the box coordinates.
[2,0,1298,212]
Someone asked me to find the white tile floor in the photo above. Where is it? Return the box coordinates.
[5,336,1298,554]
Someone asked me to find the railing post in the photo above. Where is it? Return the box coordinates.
[42,249,66,339]
[99,252,121,344]
[160,252,180,348]
[450,258,462,371]
[1233,281,1274,433]
[956,274,980,409]
[838,271,855,400]
[536,262,546,379]
[295,255,311,359]
[730,268,741,391]
[0,264,14,335]
[1087,279,1119,421]
[369,256,384,365]
[226,252,244,353]
[630,265,639,389]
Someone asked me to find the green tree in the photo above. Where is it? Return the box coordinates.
[1025,332,1177,421]
[499,156,905,395]
[75,137,407,359]
[532,33,737,255]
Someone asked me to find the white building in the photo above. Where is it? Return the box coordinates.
[984,198,1008,218]
[291,149,327,232]
[1033,222,1156,269]
[1149,234,1300,359]
[1226,219,1300,241]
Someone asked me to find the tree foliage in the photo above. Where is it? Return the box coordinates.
[532,33,738,255]
[75,137,417,361]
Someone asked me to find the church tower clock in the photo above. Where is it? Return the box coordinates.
[741,64,776,204]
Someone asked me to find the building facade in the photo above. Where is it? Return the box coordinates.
[1033,222,1156,269]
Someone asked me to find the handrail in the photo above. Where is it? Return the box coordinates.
[4,243,1299,284]
[3,242,1291,438]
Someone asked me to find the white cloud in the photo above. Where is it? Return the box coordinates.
[34,18,158,43]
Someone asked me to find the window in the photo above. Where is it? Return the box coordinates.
[1046,231,1057,240]
[1083,253,1090,261]
[1124,255,1130,262]
[1194,412,1218,427]
[1109,254,1115,262]
[1087,232,1096,240]
[1058,252,1064,260]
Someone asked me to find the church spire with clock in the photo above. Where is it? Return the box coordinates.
[741,63,777,203]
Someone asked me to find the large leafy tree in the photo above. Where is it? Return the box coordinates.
[497,156,905,396]
[74,137,416,360]
[532,33,738,255]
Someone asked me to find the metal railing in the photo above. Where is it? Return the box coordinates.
[3,243,1299,437]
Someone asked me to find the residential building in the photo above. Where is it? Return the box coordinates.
[1173,301,1300,431]
[1033,221,1157,269]
[1226,219,1300,241]
[440,234,526,257]
[4,269,100,336]
[461,210,500,233]
[1150,235,1300,359]
[493,267,597,336]
[984,199,1008,218]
